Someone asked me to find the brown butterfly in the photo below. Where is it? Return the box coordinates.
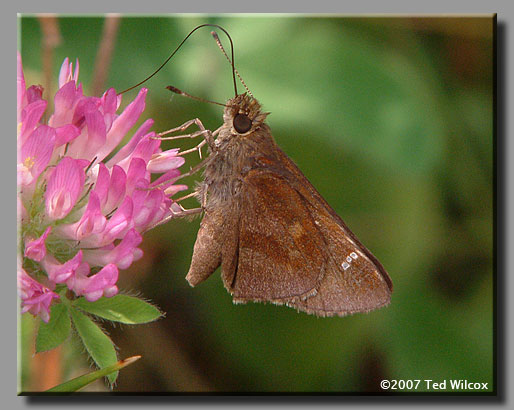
[178,90,393,317]
[150,25,392,317]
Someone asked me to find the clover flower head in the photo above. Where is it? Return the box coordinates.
[18,53,186,322]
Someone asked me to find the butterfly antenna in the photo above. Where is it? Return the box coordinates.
[119,23,238,97]
[166,86,227,107]
[211,31,252,98]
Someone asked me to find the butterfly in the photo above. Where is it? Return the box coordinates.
[182,92,392,317]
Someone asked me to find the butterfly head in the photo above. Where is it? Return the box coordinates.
[224,94,269,136]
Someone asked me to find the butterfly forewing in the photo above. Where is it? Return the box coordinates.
[287,201,392,316]
[225,169,325,301]
[225,150,392,316]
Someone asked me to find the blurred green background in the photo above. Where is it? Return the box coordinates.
[19,15,493,393]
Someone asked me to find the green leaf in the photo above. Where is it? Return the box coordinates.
[69,308,118,386]
[45,355,141,393]
[36,303,71,353]
[74,294,163,324]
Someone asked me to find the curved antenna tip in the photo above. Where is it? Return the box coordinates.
[166,85,227,107]
[166,85,183,94]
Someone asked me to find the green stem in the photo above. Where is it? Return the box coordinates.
[45,355,141,393]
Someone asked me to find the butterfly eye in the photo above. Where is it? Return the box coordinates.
[233,113,252,134]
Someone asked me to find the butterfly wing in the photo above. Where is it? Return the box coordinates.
[224,151,392,316]
[222,168,326,302]
[285,190,392,316]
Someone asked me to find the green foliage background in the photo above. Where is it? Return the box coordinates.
[19,15,494,393]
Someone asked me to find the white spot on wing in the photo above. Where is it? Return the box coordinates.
[342,251,359,271]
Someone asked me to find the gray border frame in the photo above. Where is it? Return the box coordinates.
[9,0,511,408]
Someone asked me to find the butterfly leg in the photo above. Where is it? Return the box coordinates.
[156,118,218,152]
[178,139,207,159]
[170,155,211,184]
[169,204,203,217]
[144,120,220,229]
[143,203,203,232]
[173,191,198,203]
[158,118,209,138]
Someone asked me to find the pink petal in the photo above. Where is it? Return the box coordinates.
[104,165,126,213]
[91,163,110,208]
[19,125,56,185]
[95,88,147,162]
[83,228,142,269]
[24,226,52,262]
[58,57,71,88]
[128,133,161,165]
[81,264,119,302]
[147,149,185,173]
[54,124,81,147]
[50,81,82,128]
[125,158,149,195]
[45,157,85,220]
[105,119,154,167]
[82,109,107,159]
[18,269,59,323]
[20,100,48,143]
[17,268,34,300]
[26,85,44,104]
[130,180,152,228]
[64,261,90,293]
[71,97,101,128]
[42,250,83,284]
[58,57,80,88]
[113,229,143,269]
[148,196,175,229]
[102,196,133,241]
[100,88,119,131]
[72,58,80,83]
[150,168,181,191]
[133,188,164,230]
[72,191,107,240]
[102,88,118,116]
[23,292,58,323]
